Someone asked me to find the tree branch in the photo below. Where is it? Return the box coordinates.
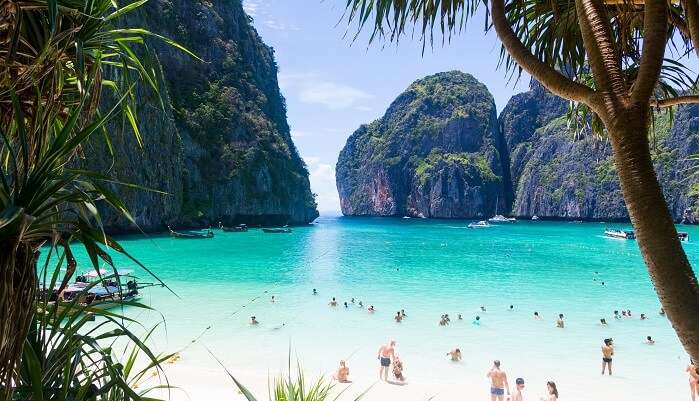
[684,0,699,57]
[631,0,668,106]
[575,0,627,107]
[490,0,595,104]
[653,95,699,108]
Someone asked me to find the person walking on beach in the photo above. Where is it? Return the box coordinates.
[540,381,558,401]
[487,360,510,401]
[377,340,396,381]
[687,360,699,401]
[601,338,614,375]
[512,378,525,401]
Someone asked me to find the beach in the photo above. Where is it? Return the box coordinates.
[74,217,695,401]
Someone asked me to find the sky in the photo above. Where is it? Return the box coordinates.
[243,0,533,213]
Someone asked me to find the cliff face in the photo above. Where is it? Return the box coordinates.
[336,71,506,218]
[500,81,699,221]
[338,71,699,222]
[83,0,317,232]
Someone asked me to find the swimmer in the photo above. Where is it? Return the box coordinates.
[359,301,364,308]
[600,318,607,326]
[329,297,338,307]
[313,288,317,295]
[458,313,463,320]
[351,298,355,303]
[660,307,665,316]
[556,314,565,328]
[395,311,403,323]
[534,312,542,320]
[473,316,481,326]
[481,306,487,312]
[271,295,275,303]
[645,336,655,345]
[250,316,259,325]
[344,301,348,308]
[509,305,514,311]
[614,310,620,319]
[447,348,462,361]
[622,310,627,317]
[641,313,647,320]
[368,305,375,313]
[401,309,407,318]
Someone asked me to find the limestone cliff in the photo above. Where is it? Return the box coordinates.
[336,71,506,218]
[83,0,318,232]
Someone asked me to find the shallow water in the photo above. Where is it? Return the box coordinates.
[54,217,699,400]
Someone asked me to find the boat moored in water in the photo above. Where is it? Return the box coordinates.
[604,228,636,239]
[468,220,491,229]
[531,215,539,221]
[604,228,689,242]
[47,269,162,314]
[219,222,248,232]
[262,227,292,233]
[488,214,516,223]
[168,226,214,239]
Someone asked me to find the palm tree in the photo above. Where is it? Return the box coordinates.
[340,0,699,362]
[0,1,192,398]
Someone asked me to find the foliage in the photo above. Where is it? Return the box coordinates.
[341,0,698,134]
[0,0,187,398]
[211,350,369,401]
[131,0,316,219]
[13,255,174,401]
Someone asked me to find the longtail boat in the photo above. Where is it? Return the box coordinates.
[168,226,214,239]
[219,222,248,232]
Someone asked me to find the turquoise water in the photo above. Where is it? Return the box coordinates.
[57,217,698,400]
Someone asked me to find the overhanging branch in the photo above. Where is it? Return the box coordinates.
[490,0,595,104]
[653,95,699,108]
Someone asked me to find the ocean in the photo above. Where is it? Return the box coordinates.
[56,216,698,400]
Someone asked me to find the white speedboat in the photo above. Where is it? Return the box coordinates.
[468,220,491,228]
[488,214,516,223]
[531,215,539,220]
[604,228,635,239]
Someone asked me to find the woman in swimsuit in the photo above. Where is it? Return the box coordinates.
[540,381,558,401]
[688,360,699,401]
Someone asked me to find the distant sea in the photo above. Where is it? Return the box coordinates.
[59,216,698,400]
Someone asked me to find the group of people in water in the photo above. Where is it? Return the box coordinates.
[334,340,559,401]
[246,288,690,400]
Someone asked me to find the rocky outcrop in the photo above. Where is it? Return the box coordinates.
[336,71,506,218]
[338,71,699,222]
[501,82,699,221]
[82,0,317,232]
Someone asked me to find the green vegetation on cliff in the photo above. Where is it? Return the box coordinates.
[336,71,506,218]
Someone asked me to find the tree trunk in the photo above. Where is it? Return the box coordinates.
[607,110,699,362]
[0,242,38,401]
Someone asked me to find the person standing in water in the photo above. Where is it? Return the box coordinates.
[395,311,402,323]
[377,340,396,381]
[541,381,559,401]
[487,360,510,401]
[601,338,614,375]
[687,359,699,401]
[511,378,525,401]
[556,314,565,328]
[329,297,337,307]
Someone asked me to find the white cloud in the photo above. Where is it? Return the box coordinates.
[279,72,373,110]
[242,0,259,17]
[304,156,340,212]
